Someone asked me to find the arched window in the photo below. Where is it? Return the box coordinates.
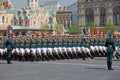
[113,6,120,25]
[2,16,5,23]
[19,17,23,26]
[25,17,28,27]
[85,8,94,25]
[100,7,106,26]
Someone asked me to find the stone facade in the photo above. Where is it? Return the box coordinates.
[78,0,120,27]
[68,2,78,25]
[56,7,72,28]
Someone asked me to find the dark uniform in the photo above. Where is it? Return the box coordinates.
[4,36,14,64]
[105,32,115,70]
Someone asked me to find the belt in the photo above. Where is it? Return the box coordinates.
[108,45,112,47]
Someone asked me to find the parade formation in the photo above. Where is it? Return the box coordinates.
[0,35,120,63]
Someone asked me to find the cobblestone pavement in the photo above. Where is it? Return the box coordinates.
[0,57,120,80]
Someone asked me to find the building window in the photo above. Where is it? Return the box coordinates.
[113,6,120,25]
[19,18,23,26]
[34,21,36,24]
[100,7,106,26]
[85,8,94,25]
[2,16,5,23]
[25,20,28,27]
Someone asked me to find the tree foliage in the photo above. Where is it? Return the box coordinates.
[67,24,80,34]
[54,24,64,35]
[85,21,96,32]
[0,0,2,10]
[104,20,117,34]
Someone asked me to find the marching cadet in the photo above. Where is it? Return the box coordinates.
[78,36,81,47]
[80,35,86,47]
[32,38,36,48]
[12,37,17,48]
[67,36,72,47]
[47,48,55,60]
[58,37,62,47]
[105,32,115,70]
[47,37,50,48]
[63,37,67,47]
[38,37,42,48]
[26,38,30,48]
[62,36,64,47]
[54,37,58,48]
[23,38,27,49]
[85,36,90,48]
[72,36,76,47]
[42,38,46,48]
[15,38,19,48]
[35,37,39,48]
[36,48,42,61]
[4,35,14,64]
[29,37,32,48]
[51,37,55,48]
[58,47,66,59]
[61,47,70,59]
[21,37,24,48]
[75,36,79,47]
[18,48,25,62]
[18,37,22,48]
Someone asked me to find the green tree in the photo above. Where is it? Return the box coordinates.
[104,20,117,34]
[0,0,2,10]
[67,24,80,34]
[85,21,96,33]
[40,26,48,31]
[54,24,64,35]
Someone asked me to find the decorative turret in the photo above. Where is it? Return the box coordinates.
[27,0,38,7]
[3,0,13,10]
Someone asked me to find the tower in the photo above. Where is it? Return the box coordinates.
[3,0,13,10]
[27,0,38,7]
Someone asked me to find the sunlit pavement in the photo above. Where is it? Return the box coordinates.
[0,57,120,80]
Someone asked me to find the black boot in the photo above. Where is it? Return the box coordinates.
[107,62,110,70]
[109,62,114,70]
[7,58,12,64]
[7,58,9,64]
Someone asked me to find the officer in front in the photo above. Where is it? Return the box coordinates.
[4,35,14,64]
[105,32,115,70]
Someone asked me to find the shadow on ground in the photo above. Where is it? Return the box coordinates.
[85,67,107,70]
